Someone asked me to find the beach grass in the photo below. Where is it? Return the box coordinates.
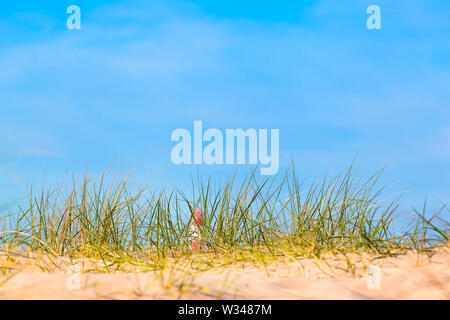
[0,162,448,272]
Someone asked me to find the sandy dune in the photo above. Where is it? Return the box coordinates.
[0,249,448,299]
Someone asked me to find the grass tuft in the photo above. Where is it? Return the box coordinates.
[1,162,448,271]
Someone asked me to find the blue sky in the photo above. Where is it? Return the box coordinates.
[0,0,449,214]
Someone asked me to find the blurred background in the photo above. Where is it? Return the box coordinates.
[0,0,449,216]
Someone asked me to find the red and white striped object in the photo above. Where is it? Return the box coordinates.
[189,209,203,251]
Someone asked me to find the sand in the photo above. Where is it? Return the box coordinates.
[0,249,448,299]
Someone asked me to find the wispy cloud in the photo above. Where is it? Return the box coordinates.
[0,0,448,206]
[1,149,59,159]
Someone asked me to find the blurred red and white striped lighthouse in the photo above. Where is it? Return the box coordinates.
[189,209,203,251]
